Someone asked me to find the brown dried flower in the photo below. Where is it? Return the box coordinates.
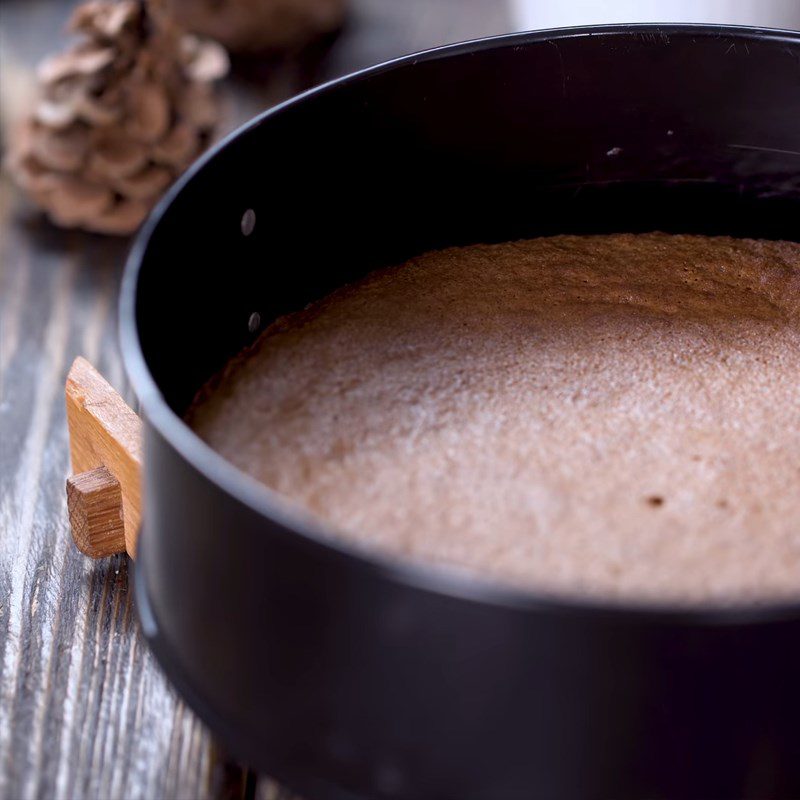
[8,0,229,235]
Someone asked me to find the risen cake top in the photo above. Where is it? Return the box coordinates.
[189,233,800,604]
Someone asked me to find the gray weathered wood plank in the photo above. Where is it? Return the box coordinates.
[0,184,240,800]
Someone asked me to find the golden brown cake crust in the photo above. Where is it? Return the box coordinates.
[188,233,800,604]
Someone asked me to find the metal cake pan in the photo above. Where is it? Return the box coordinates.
[122,24,800,800]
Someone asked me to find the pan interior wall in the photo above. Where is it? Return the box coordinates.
[134,29,800,415]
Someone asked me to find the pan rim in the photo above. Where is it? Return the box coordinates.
[121,22,800,626]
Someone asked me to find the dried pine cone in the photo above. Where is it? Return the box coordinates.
[163,0,346,54]
[8,0,228,235]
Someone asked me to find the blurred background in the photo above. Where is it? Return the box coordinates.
[513,0,800,29]
[3,0,798,159]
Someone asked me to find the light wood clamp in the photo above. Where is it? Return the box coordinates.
[65,357,142,558]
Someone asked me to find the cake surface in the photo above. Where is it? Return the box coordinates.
[188,233,800,603]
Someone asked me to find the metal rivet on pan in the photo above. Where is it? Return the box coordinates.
[248,312,261,333]
[241,208,256,236]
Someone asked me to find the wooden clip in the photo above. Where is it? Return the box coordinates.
[65,357,142,558]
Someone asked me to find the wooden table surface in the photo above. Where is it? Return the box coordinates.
[0,2,513,798]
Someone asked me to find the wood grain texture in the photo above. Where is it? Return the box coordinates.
[66,357,142,557]
[67,466,126,558]
[0,182,238,800]
[0,1,512,798]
